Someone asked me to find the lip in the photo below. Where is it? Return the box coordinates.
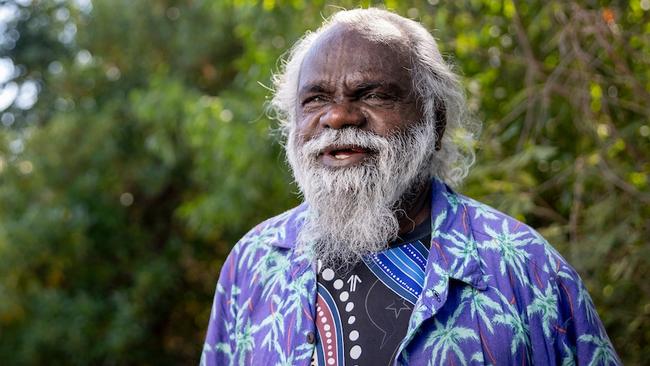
[319,144,373,167]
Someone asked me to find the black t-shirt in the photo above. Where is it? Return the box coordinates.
[311,218,432,366]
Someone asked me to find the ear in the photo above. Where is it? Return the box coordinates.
[434,101,447,151]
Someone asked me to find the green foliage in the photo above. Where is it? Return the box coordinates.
[0,0,647,364]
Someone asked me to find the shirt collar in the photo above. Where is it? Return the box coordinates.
[264,202,309,250]
[425,179,488,291]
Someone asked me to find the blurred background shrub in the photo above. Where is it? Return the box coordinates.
[0,0,647,364]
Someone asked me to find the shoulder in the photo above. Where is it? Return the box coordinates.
[447,192,620,365]
[219,204,309,283]
[456,193,569,282]
[229,203,308,260]
[448,191,591,325]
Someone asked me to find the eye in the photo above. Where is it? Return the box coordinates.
[302,95,328,106]
[363,92,394,103]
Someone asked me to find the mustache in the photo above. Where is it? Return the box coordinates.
[298,128,390,157]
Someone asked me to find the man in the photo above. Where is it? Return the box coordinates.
[201,8,619,366]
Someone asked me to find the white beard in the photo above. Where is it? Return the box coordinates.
[286,121,437,269]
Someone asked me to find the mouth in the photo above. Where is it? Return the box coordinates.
[319,145,374,167]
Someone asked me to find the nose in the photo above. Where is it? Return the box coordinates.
[319,102,366,129]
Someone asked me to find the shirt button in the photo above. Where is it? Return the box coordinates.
[433,290,441,302]
[306,331,316,344]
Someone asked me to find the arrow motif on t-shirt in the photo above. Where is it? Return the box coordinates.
[347,275,362,292]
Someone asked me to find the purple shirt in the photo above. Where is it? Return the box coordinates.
[201,180,620,365]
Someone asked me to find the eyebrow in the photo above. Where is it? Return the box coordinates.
[350,81,406,96]
[353,82,383,92]
[298,81,405,96]
[298,84,330,96]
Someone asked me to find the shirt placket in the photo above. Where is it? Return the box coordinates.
[287,248,318,365]
[394,264,451,365]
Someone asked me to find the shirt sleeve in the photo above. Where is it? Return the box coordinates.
[553,263,621,365]
[200,251,238,366]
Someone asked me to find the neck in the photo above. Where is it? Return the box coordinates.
[396,181,431,235]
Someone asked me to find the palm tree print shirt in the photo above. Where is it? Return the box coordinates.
[201,179,620,366]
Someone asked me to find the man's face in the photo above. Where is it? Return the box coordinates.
[285,26,438,268]
[294,26,423,167]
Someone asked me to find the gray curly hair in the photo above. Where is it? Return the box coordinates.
[270,8,478,187]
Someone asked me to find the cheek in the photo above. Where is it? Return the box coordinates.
[391,105,422,130]
[294,115,320,141]
[370,111,414,135]
[405,103,424,124]
[288,123,310,150]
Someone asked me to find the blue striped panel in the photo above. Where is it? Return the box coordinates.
[363,241,429,305]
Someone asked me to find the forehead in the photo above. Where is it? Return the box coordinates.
[298,26,413,89]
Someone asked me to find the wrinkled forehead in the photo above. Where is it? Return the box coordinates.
[307,21,412,61]
[298,24,413,88]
